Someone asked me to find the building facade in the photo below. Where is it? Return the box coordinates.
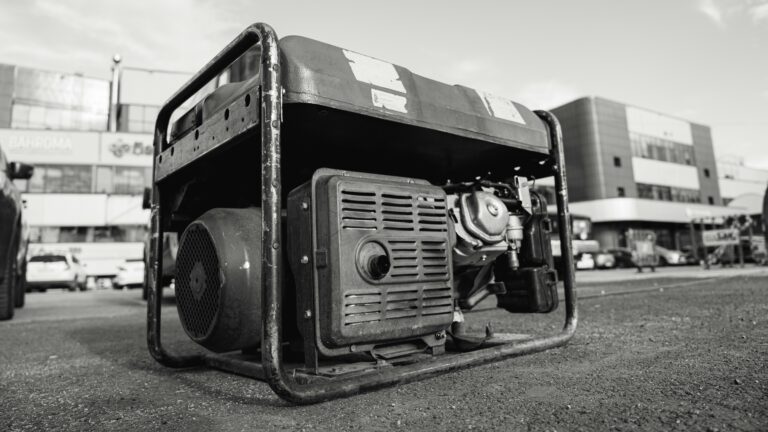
[0,63,154,276]
[546,96,737,251]
[717,155,768,206]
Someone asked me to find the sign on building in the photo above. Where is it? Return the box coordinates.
[701,228,740,247]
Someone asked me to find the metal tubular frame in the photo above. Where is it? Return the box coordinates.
[147,23,578,404]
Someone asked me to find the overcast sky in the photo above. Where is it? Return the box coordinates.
[1,0,766,168]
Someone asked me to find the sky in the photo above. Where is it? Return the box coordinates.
[1,0,767,168]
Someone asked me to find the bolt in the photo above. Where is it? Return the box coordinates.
[303,309,312,319]
[487,203,499,216]
[301,201,309,211]
[300,255,309,264]
[481,254,488,261]
[272,242,280,250]
[350,344,357,352]
[435,331,445,340]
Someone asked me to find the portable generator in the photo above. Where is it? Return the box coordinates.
[147,23,578,404]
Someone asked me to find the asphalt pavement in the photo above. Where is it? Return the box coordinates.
[1,266,767,431]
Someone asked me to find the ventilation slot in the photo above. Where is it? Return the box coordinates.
[343,287,453,326]
[341,189,377,230]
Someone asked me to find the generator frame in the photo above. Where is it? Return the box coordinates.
[147,23,578,404]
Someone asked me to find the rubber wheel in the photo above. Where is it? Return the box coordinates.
[14,265,26,308]
[0,234,18,320]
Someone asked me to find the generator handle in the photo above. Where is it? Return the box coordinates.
[147,23,279,369]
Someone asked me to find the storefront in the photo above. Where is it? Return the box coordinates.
[1,128,153,277]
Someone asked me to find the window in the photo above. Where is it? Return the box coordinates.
[629,132,697,166]
[113,167,146,195]
[708,196,714,205]
[22,165,93,193]
[617,187,625,197]
[58,227,88,242]
[703,168,710,178]
[613,157,622,168]
[637,183,701,203]
[95,166,113,193]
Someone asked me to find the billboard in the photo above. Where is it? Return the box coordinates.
[701,228,740,247]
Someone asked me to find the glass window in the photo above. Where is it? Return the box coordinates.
[617,187,625,197]
[613,156,622,168]
[95,166,113,193]
[27,166,45,192]
[39,227,59,243]
[58,226,88,242]
[43,165,92,193]
[113,167,146,194]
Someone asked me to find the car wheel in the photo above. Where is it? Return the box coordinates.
[14,270,26,308]
[0,234,18,320]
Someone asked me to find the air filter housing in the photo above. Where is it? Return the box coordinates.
[175,207,262,352]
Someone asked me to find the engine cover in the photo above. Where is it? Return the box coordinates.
[288,169,454,356]
[175,208,262,353]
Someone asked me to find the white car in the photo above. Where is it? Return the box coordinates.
[26,253,87,292]
[113,259,145,289]
[575,253,596,270]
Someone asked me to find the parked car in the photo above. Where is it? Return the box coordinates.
[575,253,596,270]
[594,250,616,269]
[605,248,636,268]
[655,245,690,266]
[26,253,87,292]
[113,259,145,289]
[0,146,34,320]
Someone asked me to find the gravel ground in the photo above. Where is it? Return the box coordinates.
[1,271,766,431]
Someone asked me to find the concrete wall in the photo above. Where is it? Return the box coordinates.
[691,124,721,205]
[593,97,637,199]
[551,97,603,202]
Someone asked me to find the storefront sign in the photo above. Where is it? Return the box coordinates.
[0,129,100,164]
[99,133,154,167]
[702,228,740,247]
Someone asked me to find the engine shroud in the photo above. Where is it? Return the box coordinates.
[288,169,454,356]
[175,208,262,353]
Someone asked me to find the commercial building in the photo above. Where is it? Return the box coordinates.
[0,62,153,276]
[542,96,739,251]
[717,155,768,207]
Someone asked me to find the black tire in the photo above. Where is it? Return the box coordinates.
[14,269,25,308]
[0,232,18,320]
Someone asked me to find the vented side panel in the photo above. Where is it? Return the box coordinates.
[317,174,454,348]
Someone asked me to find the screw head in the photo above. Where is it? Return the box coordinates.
[487,203,499,216]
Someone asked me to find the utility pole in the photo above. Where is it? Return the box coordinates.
[108,54,122,132]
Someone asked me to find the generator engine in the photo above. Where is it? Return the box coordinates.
[173,169,557,361]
